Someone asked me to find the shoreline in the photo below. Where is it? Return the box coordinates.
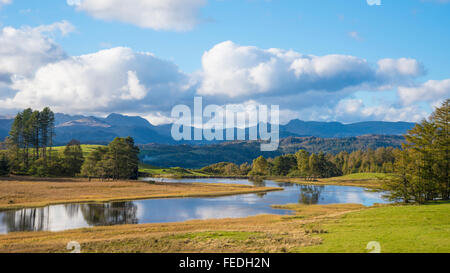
[2,202,448,253]
[142,174,384,189]
[274,177,383,189]
[0,177,282,211]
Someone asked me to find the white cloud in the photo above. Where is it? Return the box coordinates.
[398,79,450,105]
[67,0,207,31]
[376,58,425,82]
[348,31,363,41]
[0,29,442,124]
[0,0,12,8]
[198,41,423,100]
[2,47,193,114]
[0,22,72,81]
[334,98,428,123]
[367,0,381,6]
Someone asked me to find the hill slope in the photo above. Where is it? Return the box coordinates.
[0,113,416,145]
[284,119,415,137]
[139,135,406,168]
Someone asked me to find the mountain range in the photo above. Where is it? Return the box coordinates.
[0,113,416,145]
[139,135,407,168]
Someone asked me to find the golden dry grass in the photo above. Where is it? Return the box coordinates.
[276,176,383,189]
[0,176,282,210]
[0,203,364,253]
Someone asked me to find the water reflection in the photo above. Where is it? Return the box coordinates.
[2,208,49,232]
[1,202,138,233]
[79,202,138,226]
[0,178,388,234]
[298,185,324,205]
[248,177,266,187]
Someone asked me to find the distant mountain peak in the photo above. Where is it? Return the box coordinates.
[1,111,416,145]
[104,113,153,128]
[284,119,415,138]
[57,118,111,128]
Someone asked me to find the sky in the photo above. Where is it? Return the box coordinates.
[0,0,449,125]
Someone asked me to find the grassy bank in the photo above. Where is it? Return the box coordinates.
[275,173,389,189]
[51,145,103,157]
[0,177,281,210]
[1,202,448,253]
[139,164,209,177]
[293,202,450,253]
[0,203,362,253]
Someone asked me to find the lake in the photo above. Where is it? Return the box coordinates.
[0,178,388,234]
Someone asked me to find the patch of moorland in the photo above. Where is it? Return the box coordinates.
[275,173,390,189]
[1,202,448,253]
[0,176,281,210]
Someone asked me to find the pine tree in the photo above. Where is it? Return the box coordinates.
[80,137,139,180]
[62,139,85,177]
[431,99,449,199]
[308,153,320,177]
[385,99,450,203]
[295,150,310,176]
[384,149,414,203]
[0,153,9,176]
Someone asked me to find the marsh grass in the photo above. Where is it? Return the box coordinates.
[1,202,448,253]
[0,203,362,253]
[276,173,390,188]
[0,176,448,253]
[0,177,281,210]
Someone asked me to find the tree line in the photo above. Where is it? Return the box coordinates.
[81,137,140,180]
[201,146,396,179]
[6,107,55,174]
[0,108,140,180]
[200,100,449,204]
[384,99,449,203]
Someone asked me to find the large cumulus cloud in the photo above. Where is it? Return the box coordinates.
[2,47,193,114]
[198,41,424,100]
[398,79,450,106]
[0,23,446,124]
[0,21,72,82]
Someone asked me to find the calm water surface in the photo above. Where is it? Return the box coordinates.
[0,178,388,234]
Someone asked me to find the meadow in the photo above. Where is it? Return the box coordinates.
[1,145,448,253]
[0,201,448,253]
[51,145,104,157]
[275,173,389,188]
[0,176,281,210]
[139,164,210,177]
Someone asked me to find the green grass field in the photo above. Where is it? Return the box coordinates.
[295,202,450,253]
[52,145,104,157]
[139,163,209,177]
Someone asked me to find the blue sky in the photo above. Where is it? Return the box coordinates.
[0,0,449,124]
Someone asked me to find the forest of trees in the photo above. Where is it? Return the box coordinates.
[1,101,448,205]
[384,99,449,204]
[201,146,397,179]
[81,137,140,180]
[199,100,449,205]
[0,108,140,180]
[4,107,59,176]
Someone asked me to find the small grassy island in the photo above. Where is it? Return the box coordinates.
[0,176,281,210]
